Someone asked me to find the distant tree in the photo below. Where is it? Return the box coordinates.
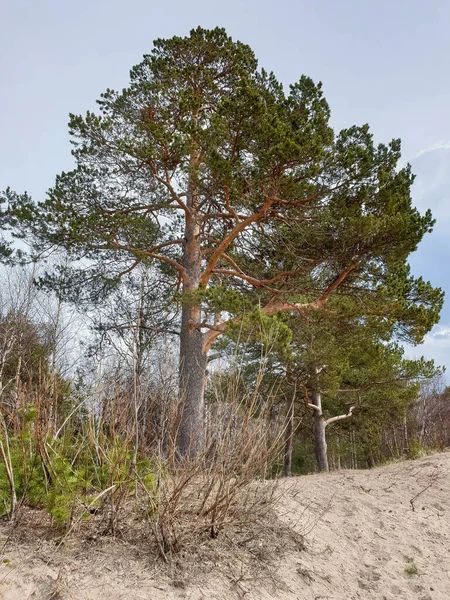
[301,333,438,472]
[221,306,439,473]
[0,193,14,261]
[85,264,178,453]
[87,264,176,368]
[415,375,450,449]
[0,264,75,433]
[5,27,443,457]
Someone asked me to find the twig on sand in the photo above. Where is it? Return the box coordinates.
[409,468,439,512]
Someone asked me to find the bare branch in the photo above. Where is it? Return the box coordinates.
[325,406,355,427]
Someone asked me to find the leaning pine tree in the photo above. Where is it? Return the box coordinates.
[6,27,443,457]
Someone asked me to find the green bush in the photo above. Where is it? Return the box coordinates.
[407,437,423,460]
[0,415,159,528]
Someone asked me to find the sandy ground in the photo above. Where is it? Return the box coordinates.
[1,451,449,599]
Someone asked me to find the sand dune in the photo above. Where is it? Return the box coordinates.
[1,452,449,599]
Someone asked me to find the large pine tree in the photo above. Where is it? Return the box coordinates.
[5,27,443,457]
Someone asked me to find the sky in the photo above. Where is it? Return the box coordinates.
[1,0,450,371]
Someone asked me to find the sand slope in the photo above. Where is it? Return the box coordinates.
[277,452,450,599]
[1,452,449,599]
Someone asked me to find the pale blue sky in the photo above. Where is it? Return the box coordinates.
[1,0,450,369]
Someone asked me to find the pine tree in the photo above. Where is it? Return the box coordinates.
[5,27,443,457]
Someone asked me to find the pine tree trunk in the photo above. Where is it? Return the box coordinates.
[392,425,399,457]
[403,415,409,454]
[312,389,329,472]
[178,304,207,458]
[352,430,358,468]
[336,433,341,470]
[313,413,329,472]
[283,398,295,476]
[177,179,207,457]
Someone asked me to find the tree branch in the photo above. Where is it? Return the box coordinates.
[202,253,369,351]
[325,406,355,427]
[117,257,141,278]
[261,254,368,316]
[107,242,187,281]
[200,196,276,286]
[147,161,191,216]
[302,384,322,413]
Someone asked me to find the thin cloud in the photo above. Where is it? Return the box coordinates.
[412,140,450,160]
[430,326,450,339]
